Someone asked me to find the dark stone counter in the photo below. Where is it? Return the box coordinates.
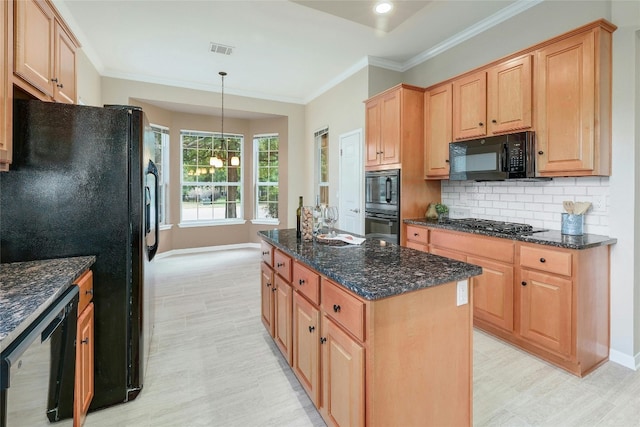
[258,229,482,300]
[404,218,617,250]
[0,256,95,348]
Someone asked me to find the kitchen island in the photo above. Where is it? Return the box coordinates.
[259,229,482,427]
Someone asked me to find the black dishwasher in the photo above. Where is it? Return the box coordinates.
[0,285,78,426]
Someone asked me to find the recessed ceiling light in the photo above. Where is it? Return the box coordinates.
[374,1,394,15]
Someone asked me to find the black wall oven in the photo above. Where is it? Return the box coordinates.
[365,169,400,244]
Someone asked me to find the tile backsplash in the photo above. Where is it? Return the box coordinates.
[441,177,610,236]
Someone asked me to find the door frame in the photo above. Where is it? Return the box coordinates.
[338,128,364,235]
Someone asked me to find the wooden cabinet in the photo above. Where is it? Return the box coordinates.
[424,83,452,178]
[535,21,614,176]
[320,314,365,427]
[405,224,429,252]
[74,270,94,427]
[13,0,78,103]
[365,84,424,168]
[452,70,487,141]
[430,229,515,332]
[0,0,12,171]
[519,268,572,356]
[292,291,320,406]
[273,274,293,364]
[260,262,275,336]
[452,55,532,142]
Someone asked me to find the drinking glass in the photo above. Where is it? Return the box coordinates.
[323,206,339,236]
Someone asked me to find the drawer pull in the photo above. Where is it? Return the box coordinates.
[266,282,272,287]
[308,325,315,333]
[272,287,277,292]
[262,251,269,255]
[277,262,285,267]
[81,337,89,345]
[85,289,93,295]
[298,279,305,285]
[521,281,527,286]
[333,304,341,313]
[320,337,327,344]
[539,258,546,263]
[414,233,419,237]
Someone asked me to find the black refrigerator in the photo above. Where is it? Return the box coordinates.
[0,99,159,412]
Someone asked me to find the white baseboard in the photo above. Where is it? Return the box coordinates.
[609,348,640,370]
[155,242,260,259]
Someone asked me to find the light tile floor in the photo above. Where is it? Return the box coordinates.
[84,248,640,427]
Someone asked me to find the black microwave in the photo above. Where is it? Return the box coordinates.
[448,131,535,181]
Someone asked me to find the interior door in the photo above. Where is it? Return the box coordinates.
[338,129,363,235]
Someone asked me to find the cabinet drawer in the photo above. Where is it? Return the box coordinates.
[293,262,320,305]
[406,225,429,245]
[430,246,467,262]
[520,245,572,276]
[261,241,273,266]
[274,249,292,282]
[75,270,93,314]
[430,229,514,263]
[321,279,365,342]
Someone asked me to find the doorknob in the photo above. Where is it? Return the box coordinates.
[349,208,360,213]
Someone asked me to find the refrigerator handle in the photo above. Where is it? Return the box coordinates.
[146,159,160,261]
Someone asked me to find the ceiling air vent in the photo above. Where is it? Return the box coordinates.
[209,42,233,55]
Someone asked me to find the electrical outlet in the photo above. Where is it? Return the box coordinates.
[593,195,606,212]
[457,280,468,306]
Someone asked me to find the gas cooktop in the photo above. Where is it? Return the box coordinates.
[439,218,547,235]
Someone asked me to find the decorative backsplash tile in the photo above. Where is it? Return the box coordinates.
[441,177,610,236]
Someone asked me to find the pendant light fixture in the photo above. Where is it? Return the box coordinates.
[210,71,227,168]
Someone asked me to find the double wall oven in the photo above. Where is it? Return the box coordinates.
[365,169,400,244]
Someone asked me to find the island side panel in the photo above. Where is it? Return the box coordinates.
[365,280,473,427]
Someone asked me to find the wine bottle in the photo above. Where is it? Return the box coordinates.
[313,195,322,236]
[296,196,303,238]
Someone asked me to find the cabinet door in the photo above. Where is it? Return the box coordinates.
[453,70,487,140]
[0,0,11,171]
[274,275,292,365]
[365,99,381,167]
[321,315,365,427]
[260,262,275,336]
[292,292,320,406]
[487,55,532,134]
[75,303,94,427]
[519,269,572,356]
[424,84,452,178]
[468,256,514,332]
[379,90,401,165]
[14,0,55,97]
[53,22,76,104]
[535,30,595,174]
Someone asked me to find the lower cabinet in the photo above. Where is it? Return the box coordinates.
[405,223,611,377]
[260,262,275,336]
[292,291,320,406]
[321,314,364,427]
[73,270,94,427]
[274,275,293,364]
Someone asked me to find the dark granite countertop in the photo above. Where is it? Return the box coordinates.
[404,218,617,250]
[258,229,482,300]
[0,256,95,349]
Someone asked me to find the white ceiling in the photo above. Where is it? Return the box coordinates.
[53,0,540,111]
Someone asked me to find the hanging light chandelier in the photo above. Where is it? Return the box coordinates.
[209,71,238,168]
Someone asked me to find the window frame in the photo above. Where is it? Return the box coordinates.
[253,133,280,224]
[315,127,329,205]
[179,129,245,226]
[150,124,169,226]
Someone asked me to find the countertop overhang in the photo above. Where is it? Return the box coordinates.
[405,218,617,250]
[0,256,96,348]
[259,229,482,300]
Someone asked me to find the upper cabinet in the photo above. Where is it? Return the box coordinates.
[14,0,79,103]
[365,84,423,169]
[0,0,12,171]
[535,21,615,177]
[452,55,532,141]
[424,83,452,179]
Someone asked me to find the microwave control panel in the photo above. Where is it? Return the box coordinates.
[508,141,525,173]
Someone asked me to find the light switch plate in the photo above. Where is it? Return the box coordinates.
[457,280,468,306]
[449,206,471,219]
